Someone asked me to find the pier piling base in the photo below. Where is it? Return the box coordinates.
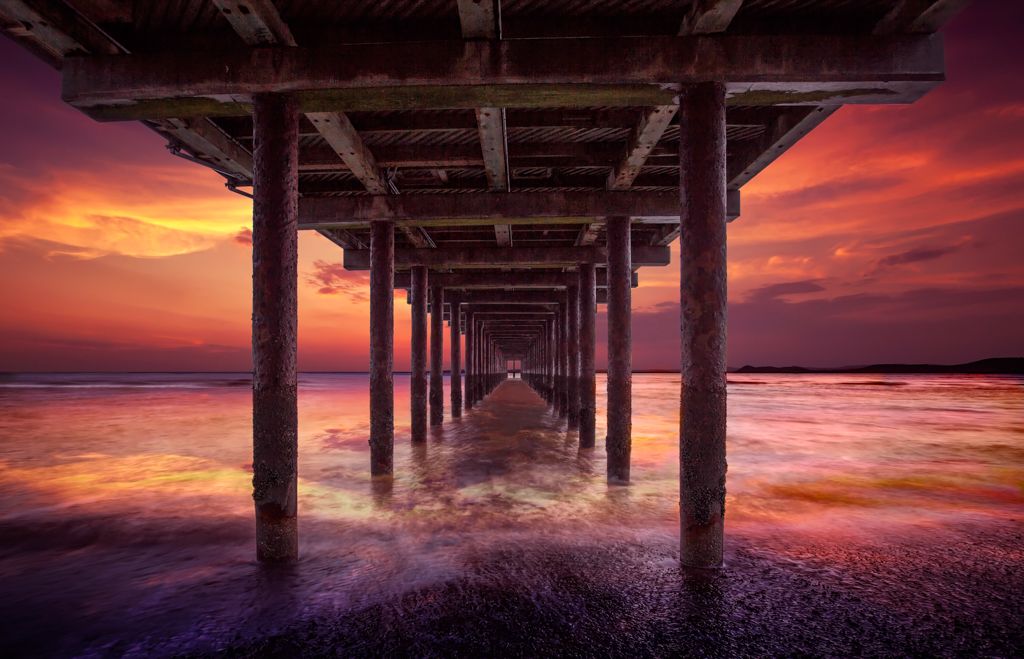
[679,82,728,569]
[251,93,299,563]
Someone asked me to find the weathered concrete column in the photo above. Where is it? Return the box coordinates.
[251,93,299,562]
[567,284,580,429]
[680,81,729,569]
[449,293,462,417]
[606,216,633,484]
[369,219,394,476]
[558,302,568,417]
[410,266,428,442]
[464,310,475,411]
[579,264,597,448]
[429,284,444,425]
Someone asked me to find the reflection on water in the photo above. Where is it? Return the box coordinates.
[0,372,1021,655]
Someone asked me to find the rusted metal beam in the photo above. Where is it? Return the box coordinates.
[343,245,670,270]
[63,34,946,119]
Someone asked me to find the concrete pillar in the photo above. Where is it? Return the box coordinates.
[558,302,568,417]
[449,293,462,417]
[567,284,581,429]
[429,284,444,425]
[606,216,632,484]
[369,219,394,476]
[680,81,728,569]
[464,310,474,411]
[579,264,597,448]
[410,266,428,442]
[251,93,299,562]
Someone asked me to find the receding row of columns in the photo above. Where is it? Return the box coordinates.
[250,83,728,570]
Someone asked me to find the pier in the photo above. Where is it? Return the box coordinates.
[0,0,962,567]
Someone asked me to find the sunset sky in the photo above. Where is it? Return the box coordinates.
[0,0,1021,372]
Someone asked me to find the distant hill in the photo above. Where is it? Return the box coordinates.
[733,357,1024,375]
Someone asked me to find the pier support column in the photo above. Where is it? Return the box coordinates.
[449,293,462,417]
[567,284,580,430]
[369,219,394,476]
[679,82,728,569]
[579,264,597,448]
[606,216,632,484]
[410,266,428,442]
[558,302,568,417]
[252,93,299,562]
[465,310,475,411]
[429,284,444,425]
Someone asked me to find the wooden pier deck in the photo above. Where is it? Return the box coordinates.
[0,0,967,566]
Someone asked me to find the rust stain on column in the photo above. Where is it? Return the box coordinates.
[679,81,728,569]
[370,219,395,476]
[579,263,597,448]
[430,284,444,425]
[606,215,632,484]
[449,293,462,417]
[410,266,428,442]
[567,284,580,430]
[251,93,299,563]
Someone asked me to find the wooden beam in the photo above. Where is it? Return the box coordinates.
[63,34,946,119]
[606,105,678,190]
[575,223,601,246]
[728,107,837,189]
[679,0,744,35]
[318,227,366,250]
[157,117,253,179]
[210,0,297,46]
[458,2,512,247]
[343,245,670,270]
[306,111,387,193]
[299,191,679,227]
[456,0,500,39]
[874,0,970,35]
[0,0,122,61]
[494,224,512,246]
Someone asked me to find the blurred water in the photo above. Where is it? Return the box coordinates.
[0,372,1021,656]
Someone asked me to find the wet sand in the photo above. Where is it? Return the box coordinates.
[1,375,1021,657]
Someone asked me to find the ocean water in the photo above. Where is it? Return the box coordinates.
[0,372,1021,656]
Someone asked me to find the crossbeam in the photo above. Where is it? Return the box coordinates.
[63,34,944,120]
[394,270,637,289]
[300,191,678,227]
[344,245,669,271]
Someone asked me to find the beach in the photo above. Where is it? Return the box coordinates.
[0,373,1021,656]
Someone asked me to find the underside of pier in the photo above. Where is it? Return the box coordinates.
[1,0,964,566]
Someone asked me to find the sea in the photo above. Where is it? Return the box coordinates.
[0,372,1021,656]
